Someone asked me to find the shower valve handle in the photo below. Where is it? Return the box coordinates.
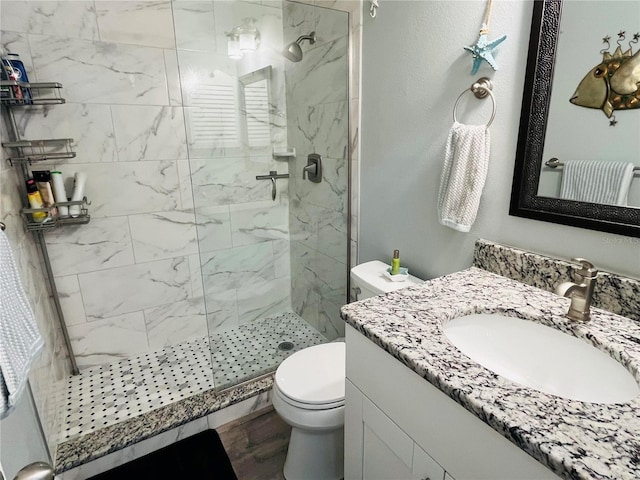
[302,154,322,183]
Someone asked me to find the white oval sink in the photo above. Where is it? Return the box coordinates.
[442,313,640,404]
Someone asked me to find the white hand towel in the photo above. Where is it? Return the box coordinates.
[559,160,635,206]
[437,121,491,232]
[0,229,43,419]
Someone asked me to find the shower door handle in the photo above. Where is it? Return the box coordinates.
[302,154,322,183]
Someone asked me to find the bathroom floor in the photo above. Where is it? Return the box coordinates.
[62,312,326,442]
[219,408,290,480]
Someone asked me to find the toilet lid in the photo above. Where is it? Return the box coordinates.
[275,342,345,406]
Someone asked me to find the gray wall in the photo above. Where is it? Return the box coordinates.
[359,0,640,281]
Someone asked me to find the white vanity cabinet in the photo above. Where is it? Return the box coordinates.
[344,325,559,480]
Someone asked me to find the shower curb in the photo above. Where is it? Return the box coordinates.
[54,374,274,474]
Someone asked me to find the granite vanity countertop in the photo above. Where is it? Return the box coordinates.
[341,267,640,480]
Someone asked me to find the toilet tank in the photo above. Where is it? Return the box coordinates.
[350,260,424,301]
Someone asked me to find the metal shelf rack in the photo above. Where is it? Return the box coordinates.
[2,79,83,374]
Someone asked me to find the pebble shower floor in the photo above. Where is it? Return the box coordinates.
[62,312,326,441]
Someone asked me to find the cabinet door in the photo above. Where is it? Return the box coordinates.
[412,444,445,480]
[362,396,414,480]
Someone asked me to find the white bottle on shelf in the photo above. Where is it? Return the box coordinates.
[50,170,69,217]
[68,172,87,218]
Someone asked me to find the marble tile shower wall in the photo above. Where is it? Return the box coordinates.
[0,0,292,371]
[285,2,350,340]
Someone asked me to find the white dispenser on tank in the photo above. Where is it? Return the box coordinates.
[350,260,423,300]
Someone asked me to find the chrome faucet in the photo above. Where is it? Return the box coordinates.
[555,258,598,322]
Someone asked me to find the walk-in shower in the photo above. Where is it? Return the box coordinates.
[7,0,351,453]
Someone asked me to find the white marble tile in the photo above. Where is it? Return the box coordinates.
[272,238,291,279]
[164,49,183,106]
[13,103,117,163]
[205,291,239,333]
[237,274,291,323]
[111,105,187,161]
[318,297,345,340]
[0,31,35,80]
[177,160,195,209]
[285,35,348,108]
[190,156,280,207]
[317,206,348,263]
[45,216,135,276]
[129,210,198,262]
[55,275,87,326]
[207,390,272,428]
[293,156,347,213]
[144,297,207,349]
[68,312,149,369]
[313,250,347,305]
[188,253,204,299]
[289,198,319,249]
[29,34,169,105]
[0,1,99,40]
[95,1,175,48]
[195,205,233,253]
[53,161,180,218]
[283,0,348,48]
[289,100,348,160]
[173,1,217,52]
[56,417,209,479]
[200,242,275,292]
[79,257,191,319]
[229,199,290,247]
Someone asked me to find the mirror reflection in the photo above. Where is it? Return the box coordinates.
[537,1,640,208]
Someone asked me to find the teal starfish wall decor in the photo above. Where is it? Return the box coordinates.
[465,23,507,74]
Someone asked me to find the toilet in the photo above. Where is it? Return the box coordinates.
[272,260,423,480]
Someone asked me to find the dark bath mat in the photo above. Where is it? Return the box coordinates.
[89,429,238,480]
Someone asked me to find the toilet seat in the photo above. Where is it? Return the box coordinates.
[275,342,345,409]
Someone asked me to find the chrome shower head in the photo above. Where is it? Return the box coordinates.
[283,31,316,62]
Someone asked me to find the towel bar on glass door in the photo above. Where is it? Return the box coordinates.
[0,221,5,231]
[256,171,290,201]
[453,77,496,128]
[545,157,640,172]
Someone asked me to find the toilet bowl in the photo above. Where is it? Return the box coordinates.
[273,342,345,480]
[273,260,423,480]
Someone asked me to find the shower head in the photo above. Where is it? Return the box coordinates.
[282,31,316,62]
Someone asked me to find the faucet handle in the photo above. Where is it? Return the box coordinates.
[571,258,598,278]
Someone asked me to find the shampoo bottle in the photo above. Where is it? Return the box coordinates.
[50,170,69,217]
[69,172,87,218]
[26,178,47,223]
[391,249,400,275]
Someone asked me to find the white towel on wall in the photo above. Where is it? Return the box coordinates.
[437,121,491,232]
[0,229,43,419]
[559,160,635,206]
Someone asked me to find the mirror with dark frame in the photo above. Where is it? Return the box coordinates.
[509,0,640,237]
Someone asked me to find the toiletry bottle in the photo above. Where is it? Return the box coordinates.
[391,249,401,275]
[6,52,31,103]
[50,171,69,218]
[69,172,87,218]
[26,179,47,223]
[32,170,57,217]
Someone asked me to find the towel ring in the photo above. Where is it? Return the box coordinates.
[453,77,496,128]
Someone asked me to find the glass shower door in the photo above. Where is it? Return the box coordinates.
[173,0,349,391]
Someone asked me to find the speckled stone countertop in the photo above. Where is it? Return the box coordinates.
[341,267,640,480]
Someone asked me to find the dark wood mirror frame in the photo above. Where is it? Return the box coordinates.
[509,0,640,237]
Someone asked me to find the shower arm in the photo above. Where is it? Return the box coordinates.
[295,33,316,46]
